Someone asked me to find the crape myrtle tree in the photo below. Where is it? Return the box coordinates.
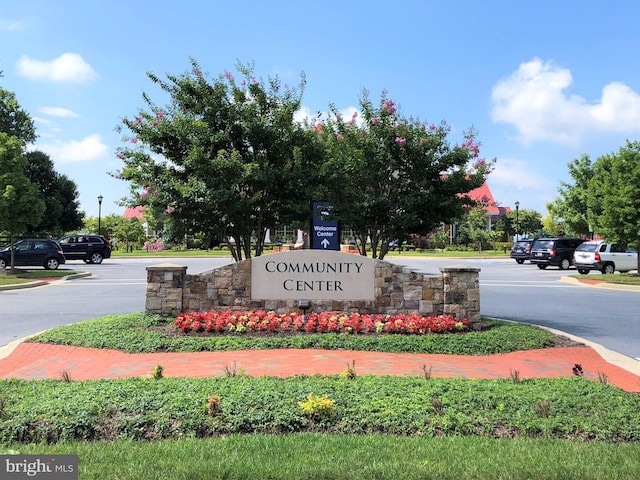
[317,90,493,260]
[587,141,640,272]
[115,59,323,261]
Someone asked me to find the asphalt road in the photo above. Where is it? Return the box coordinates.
[1,256,639,361]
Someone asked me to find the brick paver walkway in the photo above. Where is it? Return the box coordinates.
[0,342,639,392]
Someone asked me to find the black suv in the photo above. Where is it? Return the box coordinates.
[529,237,585,270]
[0,239,66,270]
[57,234,112,264]
[510,239,533,264]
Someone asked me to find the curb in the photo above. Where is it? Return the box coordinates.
[0,280,47,291]
[561,275,640,292]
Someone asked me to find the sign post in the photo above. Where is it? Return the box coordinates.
[310,202,340,251]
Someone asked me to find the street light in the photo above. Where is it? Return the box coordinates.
[514,201,520,241]
[98,195,104,236]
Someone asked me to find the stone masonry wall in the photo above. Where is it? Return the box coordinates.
[146,260,481,323]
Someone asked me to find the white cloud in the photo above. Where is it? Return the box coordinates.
[489,157,550,191]
[39,106,79,118]
[36,134,108,163]
[0,20,22,31]
[16,53,98,84]
[32,116,53,125]
[491,58,640,146]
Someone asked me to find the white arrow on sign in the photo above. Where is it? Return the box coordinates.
[321,238,330,248]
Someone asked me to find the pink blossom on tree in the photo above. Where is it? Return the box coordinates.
[382,99,396,114]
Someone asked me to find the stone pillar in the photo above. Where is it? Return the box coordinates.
[146,263,188,316]
[440,265,481,324]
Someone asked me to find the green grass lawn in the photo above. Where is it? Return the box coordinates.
[570,273,640,286]
[5,434,640,480]
[0,269,83,286]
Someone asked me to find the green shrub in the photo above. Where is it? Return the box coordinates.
[298,393,337,420]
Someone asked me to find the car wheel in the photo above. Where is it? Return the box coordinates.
[89,252,104,264]
[602,263,615,275]
[537,264,547,270]
[559,258,571,270]
[578,269,589,275]
[516,259,525,264]
[0,258,6,269]
[45,258,60,270]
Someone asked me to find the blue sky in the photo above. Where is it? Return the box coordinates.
[2,0,640,219]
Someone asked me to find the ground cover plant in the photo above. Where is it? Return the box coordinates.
[28,313,557,355]
[1,375,639,444]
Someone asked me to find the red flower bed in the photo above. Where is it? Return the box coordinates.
[174,310,470,335]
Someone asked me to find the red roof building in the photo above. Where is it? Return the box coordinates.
[123,206,146,221]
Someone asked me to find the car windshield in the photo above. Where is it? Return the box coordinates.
[576,243,599,252]
[515,241,530,247]
[532,240,554,250]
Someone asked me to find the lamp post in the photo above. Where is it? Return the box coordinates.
[514,201,520,241]
[98,195,103,236]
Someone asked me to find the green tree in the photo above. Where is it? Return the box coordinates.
[23,150,84,237]
[115,59,322,261]
[112,217,146,251]
[498,208,543,239]
[317,90,492,259]
[459,204,499,252]
[547,155,594,237]
[541,214,563,237]
[0,87,37,144]
[0,133,45,269]
[81,213,123,240]
[588,141,640,271]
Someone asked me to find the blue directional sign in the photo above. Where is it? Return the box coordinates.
[311,202,340,250]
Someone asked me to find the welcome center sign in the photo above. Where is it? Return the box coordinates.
[251,250,375,301]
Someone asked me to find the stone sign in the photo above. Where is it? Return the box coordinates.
[251,250,374,300]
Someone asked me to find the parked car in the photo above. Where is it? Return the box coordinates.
[0,239,66,270]
[510,239,533,264]
[529,237,585,270]
[57,234,112,264]
[573,241,638,274]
